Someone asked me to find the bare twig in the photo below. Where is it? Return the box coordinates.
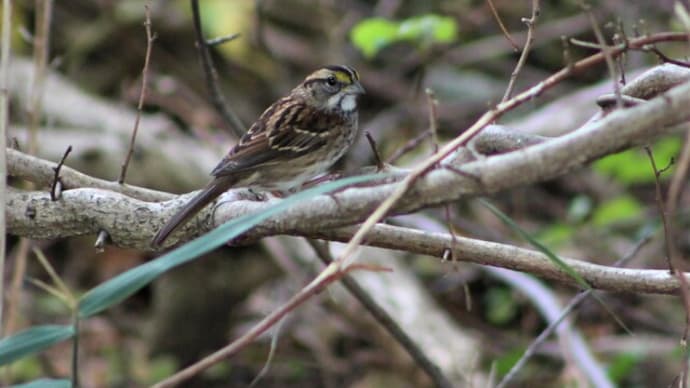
[365,132,384,171]
[119,4,156,184]
[190,0,246,138]
[443,204,458,261]
[561,36,574,70]
[667,126,690,225]
[644,46,690,68]
[568,37,605,49]
[644,147,677,273]
[0,0,12,336]
[645,146,690,388]
[446,13,591,68]
[50,145,72,201]
[306,240,454,388]
[580,1,623,108]
[425,88,440,154]
[502,0,541,102]
[486,0,519,51]
[613,21,628,85]
[94,230,109,251]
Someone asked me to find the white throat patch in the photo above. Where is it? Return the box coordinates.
[340,94,357,112]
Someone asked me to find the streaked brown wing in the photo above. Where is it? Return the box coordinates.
[210,99,337,178]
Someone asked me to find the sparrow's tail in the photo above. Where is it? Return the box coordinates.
[151,181,229,247]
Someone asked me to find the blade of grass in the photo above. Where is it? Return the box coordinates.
[9,379,72,388]
[480,199,631,333]
[480,199,591,289]
[0,325,75,366]
[78,173,387,318]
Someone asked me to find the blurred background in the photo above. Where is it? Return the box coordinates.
[3,0,690,386]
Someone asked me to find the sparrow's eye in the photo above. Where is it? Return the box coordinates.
[326,75,337,86]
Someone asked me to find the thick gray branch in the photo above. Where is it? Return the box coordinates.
[5,187,688,295]
[8,148,173,202]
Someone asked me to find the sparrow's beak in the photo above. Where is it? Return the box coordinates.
[347,80,366,95]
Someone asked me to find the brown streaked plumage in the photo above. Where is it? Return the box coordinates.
[152,65,365,246]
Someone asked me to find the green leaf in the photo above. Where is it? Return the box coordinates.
[350,14,457,58]
[0,325,75,366]
[594,138,680,185]
[350,18,399,58]
[398,14,458,43]
[79,173,388,318]
[592,195,643,226]
[9,379,72,388]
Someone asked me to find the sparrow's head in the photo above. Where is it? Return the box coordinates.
[296,65,365,113]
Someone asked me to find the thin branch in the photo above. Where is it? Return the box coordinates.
[94,230,109,251]
[645,45,690,68]
[580,1,623,108]
[645,146,690,388]
[613,20,628,85]
[569,37,605,49]
[306,240,454,388]
[0,0,12,336]
[644,147,677,273]
[486,0,519,51]
[425,88,440,154]
[667,125,690,225]
[562,36,574,70]
[365,132,384,171]
[50,145,71,201]
[119,4,155,184]
[501,0,541,102]
[190,0,246,138]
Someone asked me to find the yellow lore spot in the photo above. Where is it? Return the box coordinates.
[334,71,352,84]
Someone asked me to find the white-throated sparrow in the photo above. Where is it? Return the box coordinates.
[152,65,365,246]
